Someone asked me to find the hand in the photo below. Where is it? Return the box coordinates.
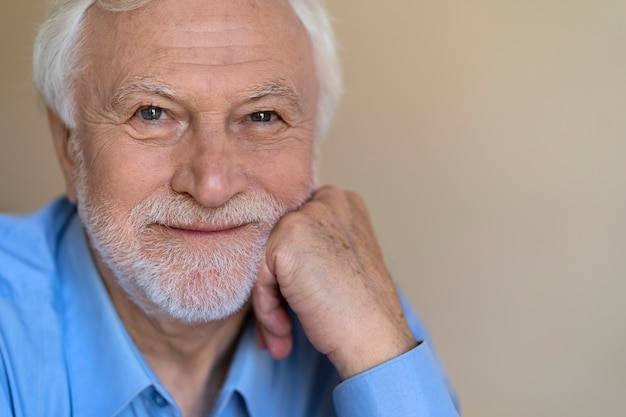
[252,185,417,379]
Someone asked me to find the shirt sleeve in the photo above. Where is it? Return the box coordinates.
[332,343,459,417]
[332,291,460,417]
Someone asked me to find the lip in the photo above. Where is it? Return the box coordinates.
[155,223,251,236]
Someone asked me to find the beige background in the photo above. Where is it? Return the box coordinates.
[2,1,626,416]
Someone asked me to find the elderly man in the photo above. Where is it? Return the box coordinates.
[0,0,458,416]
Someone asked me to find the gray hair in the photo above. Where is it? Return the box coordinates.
[33,0,342,139]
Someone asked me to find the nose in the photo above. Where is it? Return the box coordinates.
[170,127,247,208]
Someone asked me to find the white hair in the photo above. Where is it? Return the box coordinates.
[33,0,342,139]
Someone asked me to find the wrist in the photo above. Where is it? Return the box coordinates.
[329,334,420,379]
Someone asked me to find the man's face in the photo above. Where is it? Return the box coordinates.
[65,0,319,322]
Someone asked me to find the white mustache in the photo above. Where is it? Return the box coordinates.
[129,190,288,229]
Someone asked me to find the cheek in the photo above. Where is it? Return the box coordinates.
[250,145,315,205]
[78,137,172,210]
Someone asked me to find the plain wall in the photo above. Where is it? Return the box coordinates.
[2,1,626,416]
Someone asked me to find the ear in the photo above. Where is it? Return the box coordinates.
[47,108,79,203]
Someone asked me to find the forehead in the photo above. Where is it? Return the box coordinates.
[79,0,315,102]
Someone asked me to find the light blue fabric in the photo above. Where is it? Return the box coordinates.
[0,198,459,416]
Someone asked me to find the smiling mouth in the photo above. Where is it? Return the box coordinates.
[153,222,255,238]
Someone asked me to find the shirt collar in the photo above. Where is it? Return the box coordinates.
[58,212,156,417]
[217,319,280,417]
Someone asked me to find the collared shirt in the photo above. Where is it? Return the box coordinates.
[0,198,459,416]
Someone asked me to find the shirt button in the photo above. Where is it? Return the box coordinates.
[152,391,168,408]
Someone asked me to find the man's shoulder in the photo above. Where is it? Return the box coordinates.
[0,198,78,416]
[0,197,77,297]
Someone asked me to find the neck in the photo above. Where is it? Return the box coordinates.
[97,257,249,417]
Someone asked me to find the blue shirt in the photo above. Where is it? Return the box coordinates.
[0,198,459,416]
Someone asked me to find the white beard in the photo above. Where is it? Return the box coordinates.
[74,165,297,322]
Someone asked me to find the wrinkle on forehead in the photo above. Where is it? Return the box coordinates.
[80,0,312,73]
[89,0,306,41]
[75,0,318,127]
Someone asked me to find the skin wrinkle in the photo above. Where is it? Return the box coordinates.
[78,9,315,134]
[177,24,258,35]
[106,75,309,150]
[34,0,343,140]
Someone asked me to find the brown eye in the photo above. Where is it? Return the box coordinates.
[249,111,275,122]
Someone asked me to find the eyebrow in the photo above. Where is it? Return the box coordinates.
[240,79,302,112]
[111,77,179,109]
[110,77,302,111]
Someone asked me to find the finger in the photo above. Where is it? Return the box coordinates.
[252,258,293,359]
[255,320,268,350]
